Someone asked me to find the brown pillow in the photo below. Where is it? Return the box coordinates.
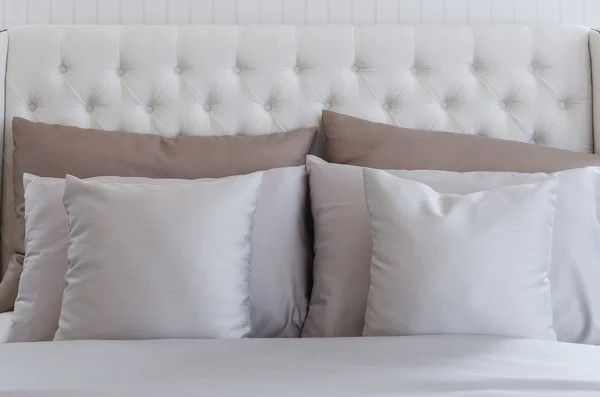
[0,260,21,313]
[0,117,316,313]
[322,110,600,172]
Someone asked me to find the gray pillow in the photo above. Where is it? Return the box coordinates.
[56,173,263,341]
[362,168,557,340]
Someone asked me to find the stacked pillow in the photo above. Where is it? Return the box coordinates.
[303,111,600,345]
[2,111,600,345]
[3,118,317,341]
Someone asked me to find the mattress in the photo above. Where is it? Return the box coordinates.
[1,335,599,396]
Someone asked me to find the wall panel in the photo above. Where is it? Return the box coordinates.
[0,0,597,29]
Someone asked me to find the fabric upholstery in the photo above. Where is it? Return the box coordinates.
[1,24,593,275]
[362,168,557,340]
[590,29,600,153]
[55,173,263,341]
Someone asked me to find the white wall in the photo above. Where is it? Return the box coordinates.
[1,0,599,29]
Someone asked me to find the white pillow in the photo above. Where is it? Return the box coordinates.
[362,168,558,340]
[8,167,309,342]
[54,172,262,341]
[304,156,600,344]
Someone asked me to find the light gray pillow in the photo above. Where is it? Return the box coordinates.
[302,156,600,344]
[362,168,557,340]
[8,166,309,342]
[55,173,263,341]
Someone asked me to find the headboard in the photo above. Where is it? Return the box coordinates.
[0,24,598,271]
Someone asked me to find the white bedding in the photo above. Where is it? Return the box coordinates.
[0,336,599,396]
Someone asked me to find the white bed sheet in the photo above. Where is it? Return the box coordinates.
[0,335,599,396]
[0,312,11,342]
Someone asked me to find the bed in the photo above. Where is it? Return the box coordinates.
[1,337,600,396]
[1,25,600,395]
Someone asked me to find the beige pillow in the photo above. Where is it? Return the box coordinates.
[0,117,316,318]
[322,110,600,172]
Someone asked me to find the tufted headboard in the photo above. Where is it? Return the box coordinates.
[0,24,599,271]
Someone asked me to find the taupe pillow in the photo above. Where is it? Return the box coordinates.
[0,261,21,313]
[322,110,600,172]
[0,118,316,335]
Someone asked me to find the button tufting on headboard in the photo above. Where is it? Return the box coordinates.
[2,25,593,146]
[0,24,598,272]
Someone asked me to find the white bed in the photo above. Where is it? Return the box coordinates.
[1,24,600,395]
[0,336,599,396]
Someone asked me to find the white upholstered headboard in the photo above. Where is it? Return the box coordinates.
[0,24,599,271]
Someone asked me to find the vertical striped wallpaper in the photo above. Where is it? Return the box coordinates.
[1,0,599,29]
